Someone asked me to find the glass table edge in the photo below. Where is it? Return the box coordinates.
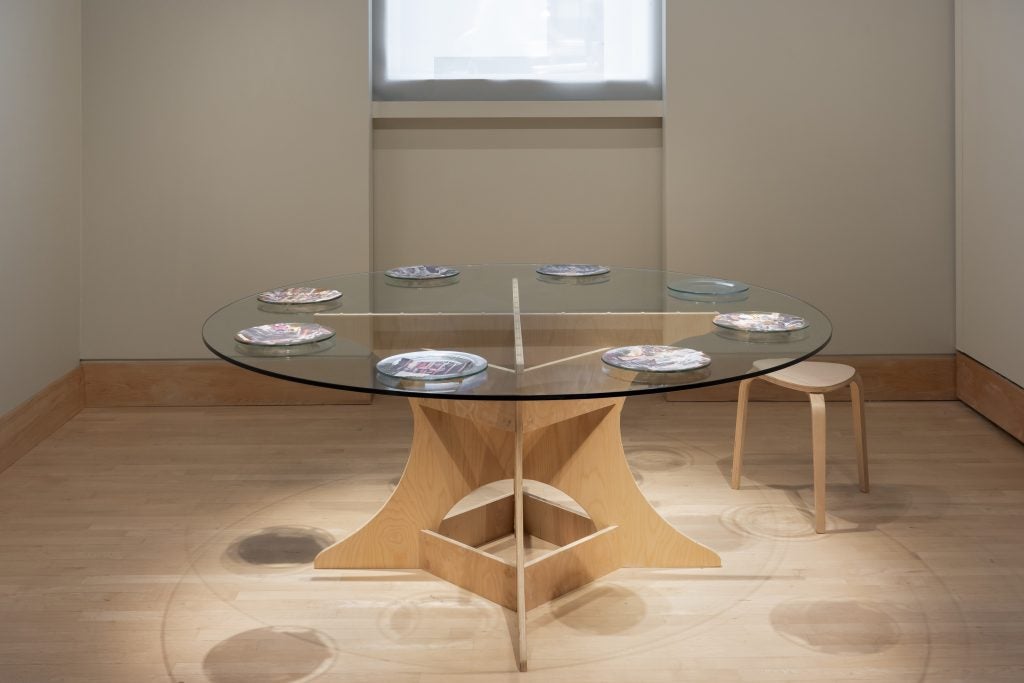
[202,334,833,402]
[201,264,834,401]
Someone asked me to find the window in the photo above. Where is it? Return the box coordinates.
[373,0,662,101]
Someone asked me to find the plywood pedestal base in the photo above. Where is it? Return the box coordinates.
[315,396,721,670]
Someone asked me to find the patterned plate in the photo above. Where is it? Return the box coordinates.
[713,312,808,333]
[257,287,342,305]
[602,345,711,373]
[384,265,460,280]
[235,322,336,346]
[667,278,749,296]
[377,350,488,381]
[536,264,611,277]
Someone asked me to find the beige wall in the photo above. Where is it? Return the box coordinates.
[75,0,959,361]
[956,1,1024,386]
[0,1,82,415]
[664,0,955,355]
[82,0,371,359]
[372,119,663,270]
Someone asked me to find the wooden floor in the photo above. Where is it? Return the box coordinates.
[1,397,1023,682]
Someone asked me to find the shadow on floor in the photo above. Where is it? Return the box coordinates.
[548,584,649,635]
[202,626,335,683]
[225,526,336,568]
[717,454,951,531]
[770,598,902,655]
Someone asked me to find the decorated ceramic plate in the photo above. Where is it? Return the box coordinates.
[601,345,711,373]
[536,264,611,277]
[235,322,336,346]
[667,277,749,297]
[257,287,342,305]
[384,265,460,280]
[376,350,488,381]
[713,312,808,333]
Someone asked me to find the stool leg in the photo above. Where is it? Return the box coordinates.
[731,378,754,489]
[809,393,827,533]
[850,373,869,493]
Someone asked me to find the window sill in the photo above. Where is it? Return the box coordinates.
[371,100,663,120]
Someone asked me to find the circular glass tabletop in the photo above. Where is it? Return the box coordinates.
[202,265,831,400]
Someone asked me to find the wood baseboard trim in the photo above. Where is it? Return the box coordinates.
[0,353,968,474]
[666,355,956,402]
[82,360,372,407]
[956,352,1024,443]
[0,367,84,474]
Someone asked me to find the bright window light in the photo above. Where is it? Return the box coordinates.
[374,0,662,101]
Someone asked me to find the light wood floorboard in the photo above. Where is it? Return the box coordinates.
[1,398,1023,681]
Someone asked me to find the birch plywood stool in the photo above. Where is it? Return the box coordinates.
[731,359,870,533]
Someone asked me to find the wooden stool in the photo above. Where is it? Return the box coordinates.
[731,360,869,533]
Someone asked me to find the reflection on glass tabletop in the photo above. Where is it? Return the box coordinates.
[202,265,831,400]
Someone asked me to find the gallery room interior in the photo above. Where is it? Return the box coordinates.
[1,1,1023,681]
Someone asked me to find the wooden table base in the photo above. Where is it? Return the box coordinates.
[315,396,721,670]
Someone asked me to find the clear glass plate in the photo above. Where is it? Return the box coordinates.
[667,277,749,296]
[713,312,808,333]
[385,265,460,280]
[235,322,336,346]
[601,345,711,373]
[376,350,488,380]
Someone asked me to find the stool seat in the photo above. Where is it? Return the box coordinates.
[732,360,869,533]
[753,359,857,393]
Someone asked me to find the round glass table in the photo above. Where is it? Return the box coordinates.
[203,264,831,670]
